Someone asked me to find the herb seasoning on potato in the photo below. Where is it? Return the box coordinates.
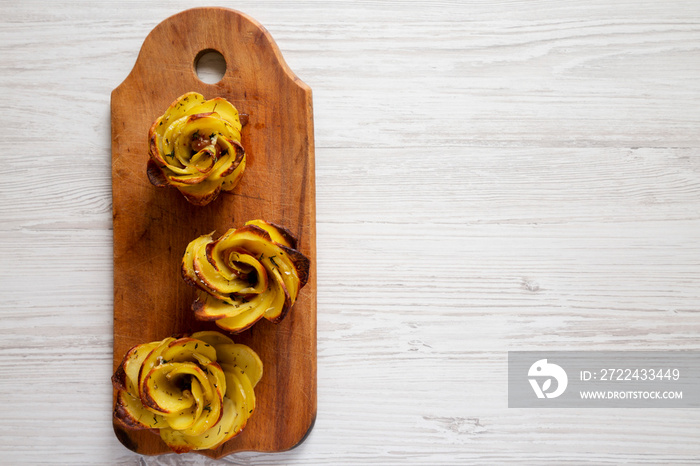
[147,92,246,206]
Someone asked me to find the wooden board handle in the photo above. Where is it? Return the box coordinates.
[111,7,316,458]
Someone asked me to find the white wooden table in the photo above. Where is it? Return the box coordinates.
[1,1,699,464]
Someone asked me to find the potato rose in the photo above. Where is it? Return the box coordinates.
[112,331,262,453]
[182,220,310,333]
[147,92,246,206]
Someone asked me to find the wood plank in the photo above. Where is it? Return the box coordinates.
[110,7,316,458]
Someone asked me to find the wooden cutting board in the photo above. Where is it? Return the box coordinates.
[110,7,316,458]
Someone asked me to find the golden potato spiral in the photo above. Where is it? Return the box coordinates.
[112,331,262,453]
[182,220,310,333]
[147,92,246,206]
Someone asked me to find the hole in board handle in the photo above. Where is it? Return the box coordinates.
[194,49,226,84]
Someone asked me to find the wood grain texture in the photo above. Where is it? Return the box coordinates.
[0,0,699,464]
[111,7,316,458]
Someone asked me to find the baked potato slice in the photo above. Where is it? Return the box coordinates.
[112,332,261,453]
[147,92,246,206]
[217,343,264,387]
[181,220,310,333]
